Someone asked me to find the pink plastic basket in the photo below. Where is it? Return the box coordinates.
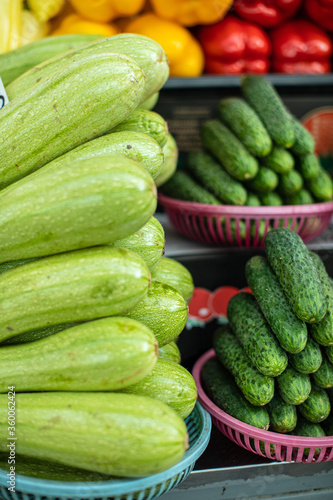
[158,193,333,247]
[192,349,333,463]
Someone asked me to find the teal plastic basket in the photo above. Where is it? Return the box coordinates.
[0,402,211,500]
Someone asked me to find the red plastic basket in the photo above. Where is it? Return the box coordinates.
[192,349,333,463]
[158,193,333,247]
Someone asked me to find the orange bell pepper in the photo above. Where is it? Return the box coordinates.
[69,0,145,23]
[149,0,233,27]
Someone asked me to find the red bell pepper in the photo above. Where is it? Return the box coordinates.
[197,16,271,74]
[305,0,333,32]
[233,0,303,28]
[271,20,332,74]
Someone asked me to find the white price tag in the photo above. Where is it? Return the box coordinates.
[0,77,9,109]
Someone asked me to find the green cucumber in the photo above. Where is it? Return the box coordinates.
[276,366,311,405]
[201,120,259,181]
[0,246,150,343]
[291,416,325,455]
[121,358,197,419]
[125,281,188,346]
[327,345,333,364]
[0,156,157,263]
[289,337,323,374]
[245,256,307,354]
[154,133,178,188]
[0,392,188,477]
[296,153,320,181]
[278,169,304,196]
[284,189,314,205]
[265,228,327,323]
[158,341,181,363]
[322,415,333,436]
[161,171,221,205]
[312,351,333,388]
[0,317,157,392]
[309,251,333,346]
[290,117,315,156]
[260,192,283,206]
[201,357,270,429]
[227,292,288,376]
[307,167,333,202]
[151,257,194,304]
[266,393,297,433]
[298,385,331,423]
[245,192,261,206]
[261,146,294,174]
[213,325,274,406]
[246,166,279,193]
[111,109,168,148]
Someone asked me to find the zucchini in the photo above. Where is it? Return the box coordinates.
[266,393,297,433]
[298,385,331,423]
[245,256,307,354]
[261,146,295,174]
[154,133,179,188]
[0,156,157,263]
[265,228,327,323]
[284,189,314,205]
[246,166,279,193]
[0,246,150,343]
[201,120,259,181]
[213,325,274,406]
[227,292,288,376]
[201,357,270,429]
[186,151,247,205]
[291,416,325,455]
[260,192,283,206]
[241,75,295,148]
[218,97,272,157]
[312,351,333,388]
[138,91,159,111]
[309,251,333,346]
[121,358,197,419]
[289,337,323,374]
[276,366,311,405]
[111,109,169,148]
[245,192,261,206]
[0,51,146,190]
[158,341,181,363]
[0,317,158,392]
[0,392,188,477]
[161,171,221,205]
[278,169,304,196]
[1,323,78,346]
[296,153,320,181]
[151,257,194,304]
[307,167,333,202]
[290,117,315,156]
[125,281,188,346]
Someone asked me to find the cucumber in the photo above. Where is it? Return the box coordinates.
[111,109,168,148]
[125,281,188,346]
[0,317,157,392]
[291,416,325,455]
[201,120,259,181]
[154,133,179,188]
[122,358,197,419]
[278,169,304,196]
[218,97,272,157]
[284,189,314,205]
[201,357,270,429]
[186,151,247,205]
[260,192,283,206]
[241,75,295,148]
[299,385,331,423]
[158,341,181,363]
[227,292,288,376]
[0,392,188,477]
[0,156,157,263]
[0,34,103,86]
[246,166,279,193]
[245,256,307,354]
[261,146,295,174]
[161,171,221,205]
[312,352,333,388]
[265,228,327,323]
[266,393,297,433]
[0,246,150,343]
[327,345,333,364]
[213,325,274,406]
[151,257,194,304]
[138,92,159,111]
[289,337,323,374]
[309,251,333,346]
[290,117,315,156]
[322,415,333,436]
[296,153,320,181]
[0,51,146,190]
[307,167,333,202]
[276,366,311,405]
[245,192,261,206]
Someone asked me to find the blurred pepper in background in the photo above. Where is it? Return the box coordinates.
[233,0,303,27]
[149,0,233,26]
[304,0,333,32]
[69,0,145,23]
[0,0,22,52]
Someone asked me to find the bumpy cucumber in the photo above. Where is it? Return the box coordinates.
[327,345,333,365]
[0,52,146,190]
[245,256,307,354]
[278,169,304,196]
[213,325,274,406]
[262,146,294,174]
[125,281,188,346]
[290,117,315,156]
[299,385,331,423]
[291,416,325,455]
[151,257,194,304]
[158,341,181,363]
[265,228,327,323]
[154,133,178,188]
[312,352,333,388]
[246,166,279,194]
[289,338,323,374]
[122,358,197,419]
[227,292,288,376]
[0,246,150,343]
[201,357,270,429]
[276,367,311,405]
[0,156,157,263]
[0,317,157,392]
[284,189,314,205]
[296,153,320,181]
[260,192,283,206]
[266,393,297,433]
[307,167,333,202]
[309,251,333,346]
[161,171,220,205]
[0,392,188,477]
[111,109,169,148]
[322,415,333,436]
[246,192,261,206]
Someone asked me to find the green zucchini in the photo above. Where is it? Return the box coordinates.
[284,189,314,205]
[138,92,159,111]
[312,351,333,388]
[266,393,297,433]
[0,51,146,190]
[0,317,157,392]
[265,228,327,323]
[201,120,259,181]
[276,366,311,405]
[307,167,333,202]
[111,109,168,148]
[0,246,150,343]
[121,358,197,419]
[201,357,270,429]
[291,416,325,455]
[1,323,78,346]
[289,337,323,374]
[154,133,179,188]
[161,171,221,205]
[213,325,274,406]
[278,169,304,196]
[298,385,331,423]
[158,341,181,363]
[260,192,283,206]
[245,192,261,206]
[0,156,157,263]
[290,117,315,156]
[151,256,194,304]
[125,281,188,346]
[246,166,279,193]
[296,153,320,181]
[227,292,288,376]
[245,256,307,354]
[0,392,188,477]
[261,146,295,174]
[309,251,333,346]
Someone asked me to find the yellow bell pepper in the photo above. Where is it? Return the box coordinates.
[51,13,119,37]
[21,10,50,46]
[27,0,66,23]
[0,0,22,53]
[125,13,204,77]
[69,0,145,23]
[149,0,233,27]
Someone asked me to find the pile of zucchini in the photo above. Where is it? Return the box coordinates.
[202,227,333,446]
[0,34,196,480]
[162,75,333,207]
